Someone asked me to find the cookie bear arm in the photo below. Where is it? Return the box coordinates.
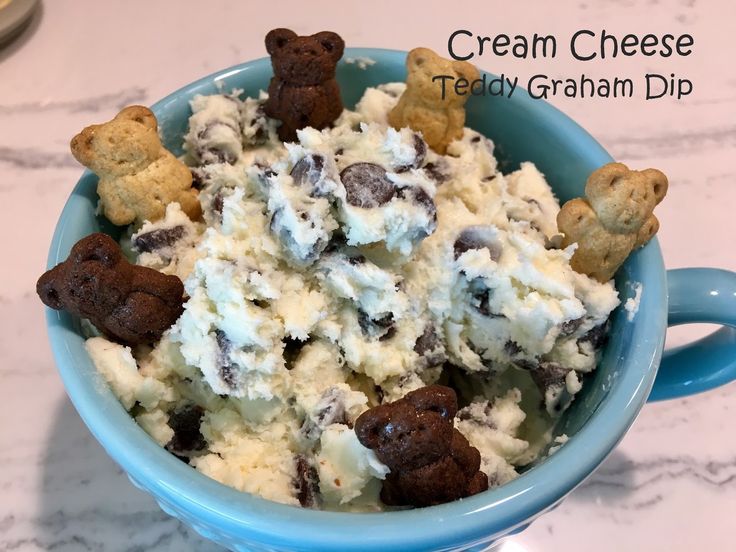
[635,214,660,248]
[557,197,596,248]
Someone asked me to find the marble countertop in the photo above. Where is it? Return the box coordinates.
[1,0,733,550]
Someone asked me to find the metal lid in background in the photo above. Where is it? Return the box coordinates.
[0,0,39,47]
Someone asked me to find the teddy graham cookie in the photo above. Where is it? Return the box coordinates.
[388,48,479,154]
[354,385,488,507]
[70,106,201,226]
[36,233,184,345]
[557,162,668,282]
[263,28,345,142]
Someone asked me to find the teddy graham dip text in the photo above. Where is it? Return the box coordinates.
[429,29,695,101]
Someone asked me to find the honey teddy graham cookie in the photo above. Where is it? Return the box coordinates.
[70,106,201,226]
[557,162,668,282]
[388,47,479,154]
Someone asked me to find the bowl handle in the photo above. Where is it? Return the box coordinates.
[647,268,736,402]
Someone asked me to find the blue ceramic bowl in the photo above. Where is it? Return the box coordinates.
[44,49,736,552]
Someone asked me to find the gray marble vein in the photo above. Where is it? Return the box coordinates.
[601,125,736,160]
[0,88,148,116]
[583,455,736,491]
[0,147,78,170]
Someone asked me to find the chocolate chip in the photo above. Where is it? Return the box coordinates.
[166,403,206,454]
[357,309,395,340]
[340,163,395,208]
[413,134,427,167]
[529,361,569,392]
[374,385,385,404]
[246,103,269,145]
[133,226,186,253]
[409,186,437,215]
[347,254,365,265]
[579,322,609,350]
[315,387,348,427]
[471,135,481,143]
[294,455,321,508]
[197,146,238,166]
[291,154,325,188]
[482,175,497,182]
[524,197,542,209]
[454,227,502,261]
[334,148,344,156]
[559,317,584,337]
[215,329,238,389]
[504,340,522,356]
[423,161,450,184]
[467,279,505,318]
[395,134,427,173]
[190,169,205,190]
[283,337,305,369]
[301,387,350,441]
[414,324,439,356]
[456,403,497,429]
[211,192,224,218]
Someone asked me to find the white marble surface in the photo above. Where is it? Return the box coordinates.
[1,0,734,550]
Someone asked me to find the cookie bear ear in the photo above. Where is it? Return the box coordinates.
[69,125,98,166]
[312,31,344,61]
[36,266,65,310]
[405,385,458,420]
[406,47,435,72]
[115,105,157,131]
[452,60,480,83]
[69,233,121,268]
[354,405,392,450]
[584,162,630,200]
[641,168,669,205]
[265,28,297,55]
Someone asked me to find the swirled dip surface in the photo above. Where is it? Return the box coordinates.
[87,83,619,510]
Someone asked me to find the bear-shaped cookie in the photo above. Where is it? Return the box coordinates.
[263,28,345,142]
[557,162,668,282]
[36,233,184,345]
[354,384,488,507]
[70,105,201,226]
[388,48,479,154]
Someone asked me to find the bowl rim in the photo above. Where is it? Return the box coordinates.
[45,48,667,551]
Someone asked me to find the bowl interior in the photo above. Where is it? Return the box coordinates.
[45,48,666,551]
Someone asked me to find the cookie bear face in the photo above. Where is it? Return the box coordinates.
[36,233,184,345]
[71,106,161,177]
[585,162,668,234]
[354,384,457,471]
[405,48,479,108]
[265,28,344,86]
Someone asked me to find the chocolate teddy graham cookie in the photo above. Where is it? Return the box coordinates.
[37,233,184,345]
[355,385,488,507]
[264,28,345,142]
